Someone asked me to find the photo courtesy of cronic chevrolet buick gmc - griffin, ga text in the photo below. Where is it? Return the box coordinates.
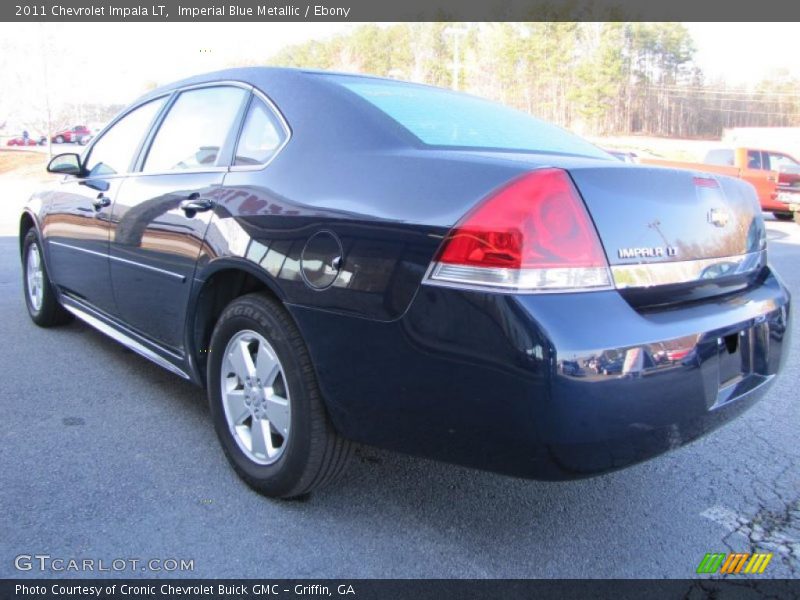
[19,68,791,498]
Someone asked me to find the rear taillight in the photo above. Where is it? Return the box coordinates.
[425,168,611,292]
[778,171,800,186]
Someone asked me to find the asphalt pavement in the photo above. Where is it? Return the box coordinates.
[0,218,798,579]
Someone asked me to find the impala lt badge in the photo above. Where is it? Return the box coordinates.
[708,208,730,228]
[618,246,678,259]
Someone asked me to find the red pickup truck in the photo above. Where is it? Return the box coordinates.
[641,147,800,222]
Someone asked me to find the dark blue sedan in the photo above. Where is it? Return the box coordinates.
[20,68,791,498]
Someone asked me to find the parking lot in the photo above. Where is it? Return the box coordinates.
[0,164,798,578]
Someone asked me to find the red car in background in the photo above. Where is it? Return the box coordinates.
[51,125,91,144]
[6,135,45,146]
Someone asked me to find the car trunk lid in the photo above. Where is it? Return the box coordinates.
[567,165,767,306]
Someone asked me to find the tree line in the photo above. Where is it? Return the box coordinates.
[266,23,800,138]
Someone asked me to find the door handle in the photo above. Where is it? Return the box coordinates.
[179,195,214,214]
[92,194,111,210]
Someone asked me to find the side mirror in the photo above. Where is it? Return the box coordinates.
[47,153,83,176]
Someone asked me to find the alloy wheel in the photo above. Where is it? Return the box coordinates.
[220,330,291,465]
[26,242,44,312]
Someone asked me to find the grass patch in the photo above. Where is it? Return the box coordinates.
[0,150,50,179]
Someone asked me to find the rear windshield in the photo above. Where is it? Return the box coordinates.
[326,75,609,159]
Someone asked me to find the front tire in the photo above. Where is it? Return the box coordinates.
[207,293,352,498]
[54,135,64,144]
[774,212,794,221]
[22,229,71,327]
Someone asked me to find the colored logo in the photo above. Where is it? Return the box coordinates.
[696,552,773,574]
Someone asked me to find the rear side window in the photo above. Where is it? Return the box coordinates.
[143,86,247,173]
[747,150,763,170]
[234,98,288,166]
[85,97,166,177]
[330,76,609,159]
[704,149,734,166]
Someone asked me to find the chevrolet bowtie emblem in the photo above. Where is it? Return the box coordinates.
[708,208,730,228]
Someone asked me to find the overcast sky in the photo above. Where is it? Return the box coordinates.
[0,22,797,110]
[685,23,798,84]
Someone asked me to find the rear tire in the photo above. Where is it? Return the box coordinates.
[207,293,352,499]
[54,135,64,144]
[774,212,793,221]
[22,229,71,327]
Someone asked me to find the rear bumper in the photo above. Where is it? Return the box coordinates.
[290,267,791,480]
[536,282,790,477]
[764,190,800,213]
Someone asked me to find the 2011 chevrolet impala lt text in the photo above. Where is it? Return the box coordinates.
[19,68,791,498]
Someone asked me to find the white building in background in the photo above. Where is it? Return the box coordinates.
[722,127,800,158]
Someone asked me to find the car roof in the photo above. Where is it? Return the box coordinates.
[137,67,395,100]
[118,67,615,162]
[129,67,420,153]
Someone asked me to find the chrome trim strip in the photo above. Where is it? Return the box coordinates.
[611,251,765,289]
[421,261,615,294]
[49,240,106,258]
[133,167,229,177]
[177,80,255,93]
[421,250,765,294]
[108,253,186,282]
[59,173,128,184]
[61,300,190,380]
[49,241,185,281]
[64,167,230,182]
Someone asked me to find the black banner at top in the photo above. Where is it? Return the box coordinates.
[4,0,800,22]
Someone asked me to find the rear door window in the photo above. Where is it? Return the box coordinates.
[142,86,247,173]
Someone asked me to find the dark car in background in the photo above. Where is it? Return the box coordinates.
[605,149,638,163]
[19,68,791,498]
[51,125,91,144]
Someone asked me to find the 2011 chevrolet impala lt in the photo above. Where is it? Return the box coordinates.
[20,68,791,498]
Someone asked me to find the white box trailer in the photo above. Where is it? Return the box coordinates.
[722,127,800,159]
